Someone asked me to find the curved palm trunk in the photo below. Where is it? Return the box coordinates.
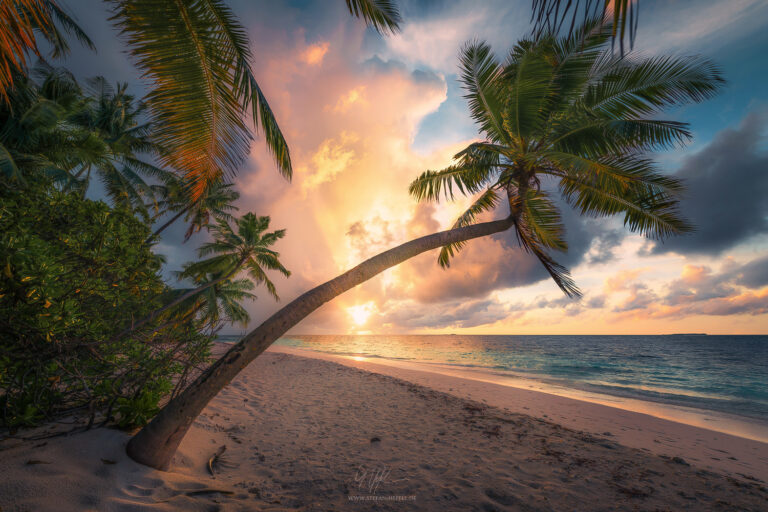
[126,216,514,469]
[145,206,190,244]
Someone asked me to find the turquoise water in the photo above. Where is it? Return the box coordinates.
[220,334,768,423]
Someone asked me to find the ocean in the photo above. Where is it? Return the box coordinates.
[218,334,768,425]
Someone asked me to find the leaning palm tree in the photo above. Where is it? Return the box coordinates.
[146,177,240,243]
[127,19,723,470]
[116,212,289,339]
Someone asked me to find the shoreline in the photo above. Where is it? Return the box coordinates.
[1,349,767,510]
[267,343,768,443]
[268,345,768,479]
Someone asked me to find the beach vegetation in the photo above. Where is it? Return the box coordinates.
[0,176,213,430]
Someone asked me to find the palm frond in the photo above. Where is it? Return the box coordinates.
[458,41,507,143]
[514,216,581,298]
[437,187,500,267]
[502,40,557,145]
[345,0,401,35]
[556,164,692,239]
[200,0,292,180]
[109,0,291,199]
[39,0,96,58]
[0,142,23,182]
[584,54,725,118]
[0,0,93,102]
[530,0,639,56]
[549,118,693,156]
[521,189,567,252]
[409,144,501,202]
[245,262,279,301]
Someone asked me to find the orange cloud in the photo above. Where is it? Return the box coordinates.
[301,41,330,65]
[328,86,367,113]
[604,268,649,294]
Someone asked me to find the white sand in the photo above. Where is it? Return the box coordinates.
[1,349,766,511]
[270,346,768,478]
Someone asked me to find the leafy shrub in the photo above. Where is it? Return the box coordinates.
[0,179,213,430]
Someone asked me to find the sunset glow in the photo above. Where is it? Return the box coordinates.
[69,0,768,336]
[347,302,376,327]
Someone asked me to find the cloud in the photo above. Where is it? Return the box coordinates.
[734,255,768,288]
[586,230,624,264]
[328,86,367,113]
[652,113,768,255]
[299,131,359,191]
[301,41,330,65]
[636,0,768,53]
[606,256,768,321]
[380,0,531,73]
[664,264,737,305]
[382,298,518,330]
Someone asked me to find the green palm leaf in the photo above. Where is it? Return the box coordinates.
[437,187,500,267]
[109,0,290,199]
[345,0,402,35]
[458,41,508,144]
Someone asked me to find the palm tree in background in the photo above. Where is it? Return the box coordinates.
[72,76,171,217]
[147,177,240,243]
[0,64,169,218]
[169,274,256,328]
[127,18,724,470]
[117,212,289,338]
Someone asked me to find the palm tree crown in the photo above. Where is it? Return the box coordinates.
[180,213,290,300]
[409,19,724,298]
[171,274,256,328]
[1,65,170,219]
[149,177,240,242]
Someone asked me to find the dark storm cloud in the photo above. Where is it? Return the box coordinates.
[652,113,768,255]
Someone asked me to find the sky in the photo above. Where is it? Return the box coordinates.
[56,0,768,335]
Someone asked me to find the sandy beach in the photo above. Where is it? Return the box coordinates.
[1,348,766,511]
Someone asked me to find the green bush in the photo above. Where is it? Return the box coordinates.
[0,180,213,430]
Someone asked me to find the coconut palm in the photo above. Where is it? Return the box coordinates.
[168,274,256,328]
[147,177,240,243]
[72,76,172,217]
[126,19,723,470]
[117,212,289,338]
[0,65,171,219]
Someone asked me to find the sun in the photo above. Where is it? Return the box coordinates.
[347,302,375,326]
